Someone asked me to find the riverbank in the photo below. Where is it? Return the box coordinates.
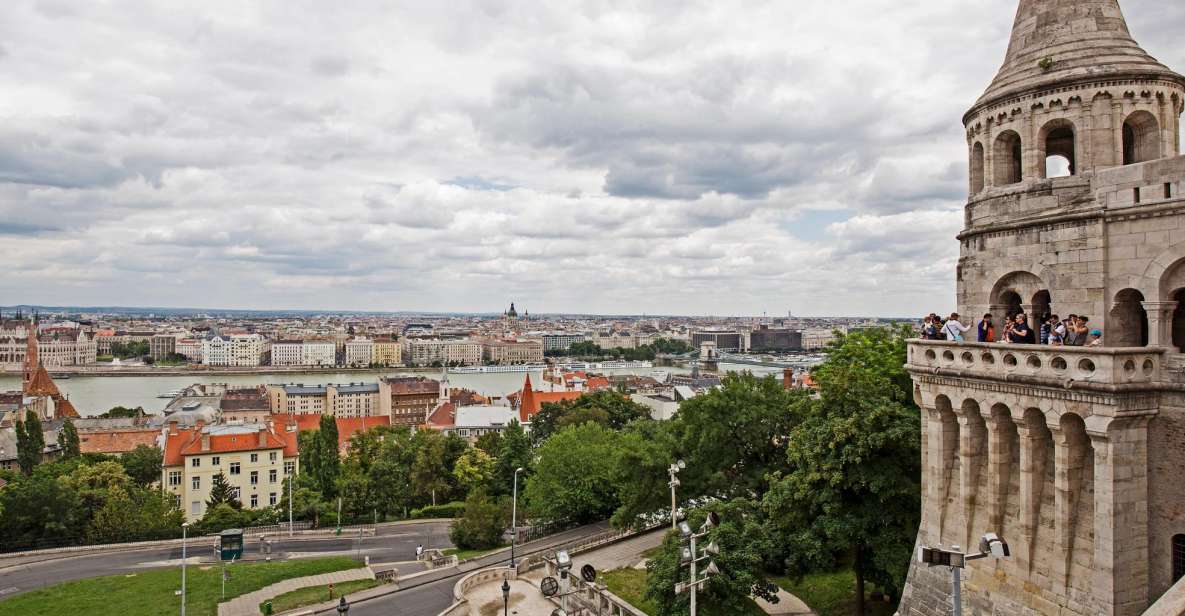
[0,365,443,377]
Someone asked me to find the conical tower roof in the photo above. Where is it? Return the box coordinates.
[974,0,1184,112]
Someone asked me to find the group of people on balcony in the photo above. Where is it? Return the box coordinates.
[921,312,1102,346]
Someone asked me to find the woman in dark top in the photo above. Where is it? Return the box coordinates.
[977,314,995,342]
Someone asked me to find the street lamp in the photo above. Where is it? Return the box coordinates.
[501,576,511,616]
[181,521,190,616]
[336,596,349,615]
[511,466,524,569]
[918,533,1010,616]
[668,459,685,530]
[674,511,721,616]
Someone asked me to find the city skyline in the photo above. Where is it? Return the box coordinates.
[2,1,1183,317]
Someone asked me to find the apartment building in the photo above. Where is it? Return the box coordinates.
[372,336,401,366]
[301,340,337,366]
[161,421,298,521]
[269,340,304,366]
[175,339,203,362]
[344,337,374,367]
[379,376,441,426]
[202,334,266,367]
[482,339,544,365]
[541,333,586,352]
[265,382,382,418]
[404,338,482,366]
[150,334,178,360]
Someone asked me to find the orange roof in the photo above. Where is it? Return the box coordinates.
[79,429,159,455]
[163,424,297,466]
[518,375,582,422]
[585,376,612,391]
[270,414,391,452]
[426,402,456,428]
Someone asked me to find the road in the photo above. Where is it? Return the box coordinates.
[0,522,452,601]
[344,522,611,616]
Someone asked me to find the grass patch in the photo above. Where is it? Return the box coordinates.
[774,570,896,616]
[601,569,659,615]
[442,544,506,561]
[600,568,764,616]
[259,579,380,614]
[0,557,362,616]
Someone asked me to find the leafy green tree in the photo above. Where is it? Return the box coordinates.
[206,471,242,510]
[764,363,921,611]
[57,418,81,458]
[813,325,914,409]
[298,430,322,491]
[473,431,502,456]
[99,406,144,419]
[15,411,45,475]
[493,420,531,496]
[611,420,678,529]
[316,415,340,498]
[525,422,621,524]
[674,372,804,500]
[120,444,163,486]
[532,391,651,444]
[199,503,250,533]
[567,341,607,357]
[368,428,415,518]
[452,447,495,494]
[336,460,373,523]
[0,472,81,546]
[410,430,451,506]
[644,501,779,616]
[448,491,509,550]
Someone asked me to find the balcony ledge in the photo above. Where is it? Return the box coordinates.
[906,339,1168,388]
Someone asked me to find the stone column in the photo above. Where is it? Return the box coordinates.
[1016,419,1049,573]
[984,120,995,189]
[986,409,1015,534]
[1053,424,1087,591]
[928,407,959,543]
[1141,301,1178,352]
[1090,418,1150,616]
[958,409,987,549]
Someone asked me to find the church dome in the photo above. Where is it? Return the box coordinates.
[972,0,1184,114]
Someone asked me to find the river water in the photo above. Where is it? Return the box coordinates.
[0,364,782,417]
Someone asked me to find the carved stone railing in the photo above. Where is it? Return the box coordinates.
[907,340,1166,387]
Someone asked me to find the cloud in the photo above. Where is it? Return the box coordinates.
[0,0,1179,315]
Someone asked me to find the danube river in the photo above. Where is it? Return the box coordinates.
[0,364,783,417]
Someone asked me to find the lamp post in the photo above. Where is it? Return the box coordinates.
[511,466,524,568]
[674,513,721,616]
[501,576,511,616]
[180,521,190,616]
[667,460,685,530]
[917,533,1010,616]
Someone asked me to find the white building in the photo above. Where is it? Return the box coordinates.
[202,334,265,367]
[270,340,304,366]
[301,340,337,366]
[344,337,375,367]
[541,333,587,352]
[175,339,203,362]
[405,338,482,366]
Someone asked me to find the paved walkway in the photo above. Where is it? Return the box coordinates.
[465,576,554,616]
[756,589,815,615]
[217,567,375,616]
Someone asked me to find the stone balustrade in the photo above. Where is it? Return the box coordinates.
[907,339,1164,387]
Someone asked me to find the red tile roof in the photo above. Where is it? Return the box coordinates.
[270,414,391,452]
[518,375,582,423]
[163,424,297,466]
[79,428,160,455]
[425,402,456,428]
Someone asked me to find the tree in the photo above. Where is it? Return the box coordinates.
[813,325,914,409]
[448,491,509,550]
[206,471,241,510]
[473,431,502,456]
[57,418,80,458]
[316,415,340,498]
[764,362,921,611]
[120,444,163,487]
[99,406,144,419]
[645,501,779,616]
[525,422,621,524]
[0,472,82,547]
[15,411,45,475]
[199,503,250,533]
[674,372,804,500]
[410,430,452,506]
[452,447,495,494]
[532,391,651,445]
[611,420,678,529]
[493,421,531,496]
[367,428,415,518]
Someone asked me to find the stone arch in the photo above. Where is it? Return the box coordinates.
[994,130,1024,185]
[989,271,1046,330]
[1039,118,1076,178]
[1123,110,1161,165]
[1032,289,1052,322]
[971,142,985,194]
[1110,288,1149,347]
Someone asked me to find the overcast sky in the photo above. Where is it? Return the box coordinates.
[2,1,1182,317]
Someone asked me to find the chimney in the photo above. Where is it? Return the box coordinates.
[168,419,179,436]
[201,434,210,451]
[783,368,793,391]
[258,429,267,447]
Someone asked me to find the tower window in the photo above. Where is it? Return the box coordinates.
[994,131,1023,185]
[971,142,985,193]
[1042,121,1076,178]
[1123,110,1161,165]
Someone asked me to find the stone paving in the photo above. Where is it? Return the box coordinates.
[217,566,375,616]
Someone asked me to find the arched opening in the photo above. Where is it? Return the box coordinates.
[1173,288,1185,351]
[1110,288,1149,347]
[1032,290,1051,322]
[971,142,985,194]
[1173,534,1185,583]
[994,130,1024,185]
[1123,110,1161,165]
[1041,120,1076,178]
[1001,291,1023,318]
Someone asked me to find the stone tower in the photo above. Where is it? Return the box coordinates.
[898,1,1185,615]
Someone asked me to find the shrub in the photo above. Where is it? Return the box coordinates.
[448,493,508,550]
[410,501,466,519]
